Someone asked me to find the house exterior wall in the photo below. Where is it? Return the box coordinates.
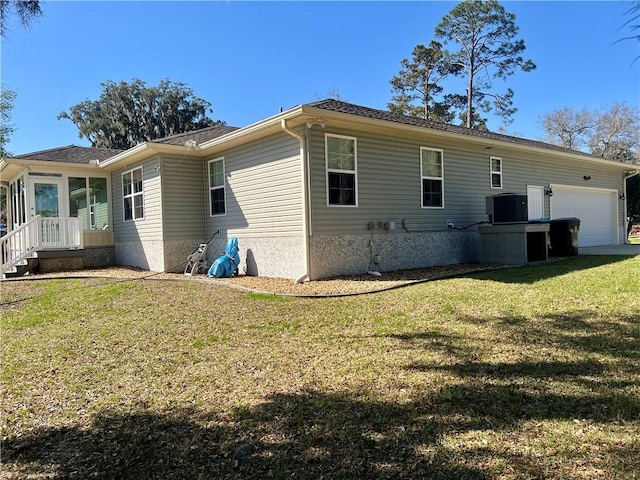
[112,155,165,271]
[304,125,627,278]
[160,154,207,272]
[202,132,305,278]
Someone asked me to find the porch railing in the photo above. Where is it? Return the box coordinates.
[1,216,83,276]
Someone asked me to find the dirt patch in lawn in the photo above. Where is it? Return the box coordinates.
[9,263,498,296]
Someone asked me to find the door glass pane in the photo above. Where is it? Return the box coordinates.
[89,178,108,230]
[69,177,89,229]
[34,183,59,217]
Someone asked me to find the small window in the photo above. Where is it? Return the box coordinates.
[208,157,226,216]
[421,147,444,208]
[122,167,144,221]
[490,157,503,189]
[326,134,357,206]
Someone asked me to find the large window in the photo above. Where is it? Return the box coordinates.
[490,157,503,189]
[70,177,109,230]
[208,157,226,216]
[122,167,144,221]
[326,134,357,206]
[421,147,444,208]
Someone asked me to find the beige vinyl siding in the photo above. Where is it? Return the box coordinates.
[204,132,303,237]
[161,154,206,241]
[308,127,626,235]
[112,156,163,243]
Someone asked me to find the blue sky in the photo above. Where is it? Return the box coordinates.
[2,1,639,155]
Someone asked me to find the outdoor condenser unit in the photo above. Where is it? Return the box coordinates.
[486,193,528,224]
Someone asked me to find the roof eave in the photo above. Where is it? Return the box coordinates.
[300,105,633,170]
[98,142,193,170]
[0,157,102,179]
[196,106,306,153]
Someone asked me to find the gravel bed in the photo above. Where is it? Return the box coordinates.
[10,263,500,296]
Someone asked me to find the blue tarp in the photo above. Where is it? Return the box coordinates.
[207,237,240,278]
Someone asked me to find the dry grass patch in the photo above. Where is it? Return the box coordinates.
[1,256,639,479]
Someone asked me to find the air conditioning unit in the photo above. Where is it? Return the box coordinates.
[486,194,528,224]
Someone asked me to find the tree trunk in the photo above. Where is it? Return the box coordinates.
[466,61,474,128]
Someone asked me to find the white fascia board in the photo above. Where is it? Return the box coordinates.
[98,108,308,168]
[197,106,306,152]
[98,142,189,170]
[300,106,633,171]
[0,158,102,180]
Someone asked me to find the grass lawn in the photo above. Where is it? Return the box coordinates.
[2,256,639,479]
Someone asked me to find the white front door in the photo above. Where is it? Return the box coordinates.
[29,177,65,246]
[527,185,545,221]
[30,178,64,219]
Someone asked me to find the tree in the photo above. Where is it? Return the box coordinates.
[620,0,640,57]
[589,102,640,162]
[540,107,595,151]
[541,103,640,238]
[58,79,225,150]
[388,41,461,122]
[540,102,640,162]
[435,0,536,128]
[0,85,17,157]
[0,0,43,37]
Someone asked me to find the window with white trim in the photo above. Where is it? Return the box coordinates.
[326,134,357,206]
[122,167,144,221]
[208,157,226,216]
[420,147,444,208]
[490,156,503,189]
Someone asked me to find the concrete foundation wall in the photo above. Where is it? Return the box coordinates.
[309,230,480,279]
[115,240,166,272]
[37,251,84,273]
[207,235,305,279]
[164,239,204,274]
[82,246,116,268]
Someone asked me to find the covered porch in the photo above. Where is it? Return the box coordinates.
[1,146,120,277]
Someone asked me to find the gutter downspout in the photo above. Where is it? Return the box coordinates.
[623,170,639,244]
[281,119,310,284]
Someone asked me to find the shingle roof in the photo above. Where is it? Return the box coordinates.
[153,125,240,146]
[305,99,600,159]
[11,145,123,164]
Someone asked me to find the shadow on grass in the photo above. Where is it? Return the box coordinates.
[468,255,631,284]
[4,379,638,479]
[458,310,640,360]
[2,397,490,480]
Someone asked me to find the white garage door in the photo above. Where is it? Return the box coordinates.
[551,186,617,247]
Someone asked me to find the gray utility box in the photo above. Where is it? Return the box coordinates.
[479,223,550,265]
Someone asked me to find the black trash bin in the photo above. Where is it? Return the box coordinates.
[549,217,580,257]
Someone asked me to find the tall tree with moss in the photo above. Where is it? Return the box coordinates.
[0,0,42,37]
[58,79,225,150]
[435,0,536,129]
[388,41,461,122]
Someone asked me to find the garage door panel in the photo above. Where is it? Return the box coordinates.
[551,187,616,247]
